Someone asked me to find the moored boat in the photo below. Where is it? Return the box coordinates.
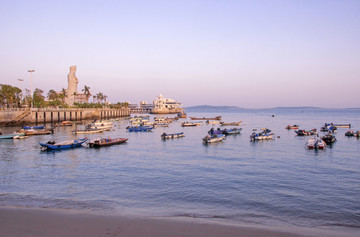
[74,128,107,134]
[202,134,226,143]
[354,131,360,138]
[161,132,185,140]
[181,122,202,127]
[295,129,317,136]
[333,124,351,128]
[208,127,242,135]
[190,116,222,121]
[250,128,274,141]
[177,111,187,118]
[126,126,153,132]
[345,130,354,136]
[285,124,299,129]
[0,132,26,139]
[55,121,73,127]
[23,125,45,130]
[321,132,337,144]
[320,123,337,132]
[306,136,326,149]
[24,128,54,136]
[39,138,88,150]
[88,137,128,147]
[220,121,242,126]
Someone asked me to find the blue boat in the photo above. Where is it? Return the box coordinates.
[126,126,153,132]
[39,138,88,150]
[23,125,45,130]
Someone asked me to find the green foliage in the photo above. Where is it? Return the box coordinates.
[0,84,22,108]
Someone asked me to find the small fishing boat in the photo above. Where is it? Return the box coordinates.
[24,129,54,136]
[39,138,88,150]
[203,134,226,143]
[285,124,299,129]
[345,130,354,136]
[333,124,351,128]
[88,137,128,147]
[220,121,242,126]
[208,127,242,135]
[181,122,202,127]
[55,121,73,127]
[74,128,106,134]
[23,125,45,130]
[126,126,153,132]
[223,128,242,135]
[206,120,220,125]
[250,128,274,141]
[190,116,222,121]
[306,137,326,149]
[354,131,360,138]
[0,132,25,139]
[177,111,187,118]
[321,133,337,144]
[320,123,337,132]
[295,129,317,136]
[161,132,185,140]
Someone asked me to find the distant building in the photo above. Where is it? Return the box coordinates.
[151,94,183,114]
[140,101,154,110]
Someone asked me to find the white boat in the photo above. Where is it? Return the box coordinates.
[181,122,202,127]
[250,128,274,141]
[306,136,326,149]
[203,134,226,143]
[161,132,185,139]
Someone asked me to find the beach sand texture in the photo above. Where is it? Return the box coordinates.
[1,207,358,237]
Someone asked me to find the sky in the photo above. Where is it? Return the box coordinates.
[0,0,359,108]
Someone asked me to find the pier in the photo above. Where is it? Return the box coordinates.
[0,108,130,126]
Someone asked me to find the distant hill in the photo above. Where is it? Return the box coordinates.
[184,105,360,112]
[185,105,244,112]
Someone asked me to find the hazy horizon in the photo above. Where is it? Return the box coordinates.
[1,0,359,108]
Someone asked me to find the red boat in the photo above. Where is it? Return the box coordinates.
[285,124,299,129]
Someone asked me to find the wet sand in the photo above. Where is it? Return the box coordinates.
[0,206,358,237]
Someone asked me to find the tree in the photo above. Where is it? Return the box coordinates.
[82,85,91,103]
[47,89,58,101]
[58,88,67,103]
[33,88,46,108]
[96,92,104,104]
[0,84,22,108]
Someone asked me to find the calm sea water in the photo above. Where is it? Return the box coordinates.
[1,109,360,230]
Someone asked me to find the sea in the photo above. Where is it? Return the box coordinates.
[1,108,360,232]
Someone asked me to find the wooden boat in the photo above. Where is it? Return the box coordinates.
[55,121,73,127]
[206,120,220,125]
[88,137,128,147]
[321,133,337,144]
[74,128,106,134]
[154,123,169,127]
[0,133,25,139]
[181,122,202,127]
[91,120,113,127]
[208,127,242,135]
[39,138,88,150]
[220,121,242,126]
[295,129,317,136]
[333,124,351,128]
[24,129,54,136]
[306,137,326,149]
[161,132,185,140]
[190,116,222,121]
[177,112,187,118]
[126,126,153,132]
[23,125,45,130]
[285,124,299,129]
[250,128,274,141]
[203,134,226,143]
[345,130,354,136]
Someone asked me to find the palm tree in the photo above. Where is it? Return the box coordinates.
[82,85,91,103]
[96,92,103,104]
[59,88,67,103]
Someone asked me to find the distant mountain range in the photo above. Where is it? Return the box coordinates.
[185,105,360,112]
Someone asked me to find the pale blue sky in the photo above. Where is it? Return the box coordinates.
[0,0,359,108]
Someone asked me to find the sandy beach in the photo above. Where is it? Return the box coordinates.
[1,206,358,237]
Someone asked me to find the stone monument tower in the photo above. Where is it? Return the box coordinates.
[65,65,79,105]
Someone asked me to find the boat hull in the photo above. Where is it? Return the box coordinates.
[88,138,128,147]
[39,138,88,150]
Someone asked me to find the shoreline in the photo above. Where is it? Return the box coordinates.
[1,206,359,237]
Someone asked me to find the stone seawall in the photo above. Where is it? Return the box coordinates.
[0,108,130,126]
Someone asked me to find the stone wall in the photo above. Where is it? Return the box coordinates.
[0,108,130,126]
